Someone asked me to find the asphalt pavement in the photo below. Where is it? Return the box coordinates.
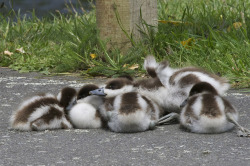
[0,67,249,166]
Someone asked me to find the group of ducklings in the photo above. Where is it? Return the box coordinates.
[9,56,249,137]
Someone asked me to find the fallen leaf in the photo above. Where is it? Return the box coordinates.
[123,64,128,67]
[158,20,190,26]
[15,47,25,54]
[128,64,139,70]
[123,64,139,70]
[3,50,13,56]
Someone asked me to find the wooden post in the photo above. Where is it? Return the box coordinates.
[96,0,158,52]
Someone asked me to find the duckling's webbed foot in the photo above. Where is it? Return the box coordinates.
[31,119,44,131]
[226,113,250,137]
[237,127,250,137]
[157,112,179,125]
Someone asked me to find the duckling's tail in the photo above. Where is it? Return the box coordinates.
[144,55,158,78]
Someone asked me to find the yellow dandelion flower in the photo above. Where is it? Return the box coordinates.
[90,53,97,59]
[181,38,194,48]
[227,22,243,32]
[233,22,242,30]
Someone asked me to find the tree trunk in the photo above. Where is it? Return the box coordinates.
[96,0,158,52]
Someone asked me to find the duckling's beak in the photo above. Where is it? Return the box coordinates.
[66,98,77,112]
[89,88,107,96]
[180,99,188,108]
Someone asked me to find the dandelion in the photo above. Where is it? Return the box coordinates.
[233,22,242,30]
[181,38,194,48]
[227,22,242,32]
[90,53,97,59]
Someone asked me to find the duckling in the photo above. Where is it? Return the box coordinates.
[68,84,105,129]
[100,76,135,97]
[141,55,230,115]
[180,82,250,136]
[9,87,77,131]
[90,77,163,133]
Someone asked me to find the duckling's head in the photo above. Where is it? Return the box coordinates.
[77,84,99,100]
[77,84,104,108]
[57,87,77,112]
[90,77,134,97]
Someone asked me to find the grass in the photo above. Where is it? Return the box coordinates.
[0,0,249,88]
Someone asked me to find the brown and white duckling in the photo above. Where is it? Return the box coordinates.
[180,82,250,136]
[90,77,163,133]
[100,76,135,98]
[9,87,76,131]
[141,55,230,115]
[68,84,105,129]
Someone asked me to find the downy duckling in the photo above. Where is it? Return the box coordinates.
[100,76,135,98]
[180,82,250,136]
[68,84,105,129]
[9,87,76,131]
[141,55,230,115]
[90,77,163,133]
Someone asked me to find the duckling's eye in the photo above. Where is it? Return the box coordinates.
[106,81,122,90]
[107,84,116,89]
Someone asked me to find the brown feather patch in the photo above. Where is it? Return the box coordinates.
[119,92,141,115]
[14,97,58,125]
[59,87,77,109]
[37,106,63,124]
[179,74,200,88]
[169,67,228,85]
[189,82,218,97]
[105,78,133,90]
[134,77,163,90]
[146,67,157,78]
[200,94,222,118]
